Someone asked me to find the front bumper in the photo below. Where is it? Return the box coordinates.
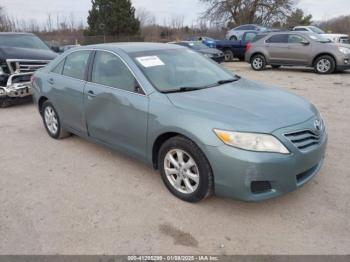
[204,118,328,201]
[0,73,32,98]
[336,55,350,70]
[212,56,225,63]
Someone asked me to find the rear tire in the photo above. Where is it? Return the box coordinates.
[42,101,70,139]
[314,55,336,74]
[158,136,213,203]
[230,36,237,41]
[251,54,266,71]
[223,49,234,62]
[0,98,11,108]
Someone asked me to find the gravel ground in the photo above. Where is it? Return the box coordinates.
[0,62,349,255]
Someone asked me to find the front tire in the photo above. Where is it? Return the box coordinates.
[158,136,213,202]
[314,55,336,74]
[42,101,70,139]
[251,54,266,71]
[223,49,234,62]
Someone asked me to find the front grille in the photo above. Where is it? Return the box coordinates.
[285,129,322,150]
[6,59,50,74]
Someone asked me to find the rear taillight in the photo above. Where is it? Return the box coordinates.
[246,42,252,52]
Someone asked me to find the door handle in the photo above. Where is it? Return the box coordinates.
[87,90,96,97]
[48,78,54,85]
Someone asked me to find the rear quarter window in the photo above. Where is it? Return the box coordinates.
[252,34,267,42]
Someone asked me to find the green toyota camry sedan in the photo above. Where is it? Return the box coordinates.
[31,43,327,202]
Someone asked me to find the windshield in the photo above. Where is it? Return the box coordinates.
[309,26,325,34]
[0,34,50,50]
[308,33,332,43]
[132,48,236,93]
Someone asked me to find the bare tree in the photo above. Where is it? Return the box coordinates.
[200,0,297,27]
[46,13,53,32]
[69,12,75,31]
[170,15,185,29]
[136,7,156,27]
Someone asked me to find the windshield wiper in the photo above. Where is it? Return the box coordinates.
[163,76,242,94]
[163,87,203,94]
[217,76,241,85]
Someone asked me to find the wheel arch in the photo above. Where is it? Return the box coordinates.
[312,53,337,67]
[38,96,49,114]
[151,130,209,170]
[250,52,266,63]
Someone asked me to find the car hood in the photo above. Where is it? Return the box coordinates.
[0,46,57,60]
[166,79,317,133]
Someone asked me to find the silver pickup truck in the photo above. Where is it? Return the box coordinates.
[0,32,57,107]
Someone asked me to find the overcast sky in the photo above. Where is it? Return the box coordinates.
[1,0,350,27]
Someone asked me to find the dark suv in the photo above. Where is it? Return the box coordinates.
[0,32,57,107]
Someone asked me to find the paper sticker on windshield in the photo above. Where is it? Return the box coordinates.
[136,56,165,67]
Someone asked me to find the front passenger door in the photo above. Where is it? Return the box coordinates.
[84,51,149,160]
[286,34,312,65]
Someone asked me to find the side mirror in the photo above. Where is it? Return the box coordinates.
[301,40,310,45]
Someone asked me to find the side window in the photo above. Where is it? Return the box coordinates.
[266,34,288,43]
[294,28,308,31]
[235,26,244,30]
[246,25,256,30]
[239,25,251,30]
[288,34,306,44]
[52,58,65,74]
[244,32,257,42]
[62,50,91,80]
[92,51,140,93]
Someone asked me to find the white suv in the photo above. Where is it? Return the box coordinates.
[293,26,349,43]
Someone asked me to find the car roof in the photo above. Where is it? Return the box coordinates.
[86,42,183,54]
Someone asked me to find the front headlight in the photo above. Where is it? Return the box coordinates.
[204,53,214,58]
[214,129,290,154]
[339,47,350,55]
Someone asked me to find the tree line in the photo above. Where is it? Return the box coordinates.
[0,0,349,44]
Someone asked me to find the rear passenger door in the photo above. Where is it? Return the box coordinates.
[265,34,289,64]
[84,51,149,160]
[49,50,91,134]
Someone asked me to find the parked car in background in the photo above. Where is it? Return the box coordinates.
[215,31,258,62]
[171,41,225,63]
[293,25,325,34]
[322,34,349,44]
[245,32,350,74]
[32,43,327,202]
[188,36,217,48]
[293,26,349,43]
[0,32,57,107]
[226,24,267,40]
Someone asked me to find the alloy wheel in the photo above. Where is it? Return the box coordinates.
[44,106,58,135]
[253,57,263,70]
[164,149,200,194]
[316,59,331,73]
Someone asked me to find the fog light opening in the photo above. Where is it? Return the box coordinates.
[251,181,272,194]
